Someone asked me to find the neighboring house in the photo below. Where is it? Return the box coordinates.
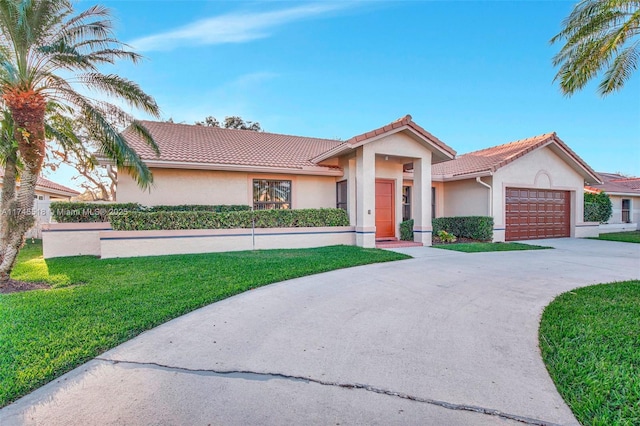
[586,172,640,232]
[116,116,601,246]
[0,170,80,238]
[431,133,601,241]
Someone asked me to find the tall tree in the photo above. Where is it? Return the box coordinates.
[551,0,640,96]
[0,0,160,282]
[195,115,262,131]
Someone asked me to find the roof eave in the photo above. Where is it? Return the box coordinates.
[135,159,344,177]
[432,170,493,182]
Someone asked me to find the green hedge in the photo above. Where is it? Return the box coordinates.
[400,219,414,241]
[109,208,350,231]
[51,202,141,223]
[146,205,250,213]
[432,216,493,241]
[584,192,612,223]
[51,202,252,223]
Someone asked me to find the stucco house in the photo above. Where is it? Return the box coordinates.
[431,133,601,241]
[0,170,80,237]
[116,115,601,246]
[586,172,640,232]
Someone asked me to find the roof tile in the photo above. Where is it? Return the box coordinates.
[590,172,640,195]
[124,121,344,171]
[432,132,597,181]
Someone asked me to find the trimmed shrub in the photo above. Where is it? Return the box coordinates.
[51,202,253,223]
[146,205,250,213]
[109,208,350,231]
[400,219,414,241]
[432,216,493,241]
[584,192,612,223]
[51,202,141,223]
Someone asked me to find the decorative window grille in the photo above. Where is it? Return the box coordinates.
[253,179,291,210]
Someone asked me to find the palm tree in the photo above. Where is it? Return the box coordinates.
[0,0,160,282]
[551,0,640,96]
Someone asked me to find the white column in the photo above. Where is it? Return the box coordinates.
[413,157,432,246]
[355,146,376,248]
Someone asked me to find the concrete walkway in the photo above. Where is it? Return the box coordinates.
[2,238,639,425]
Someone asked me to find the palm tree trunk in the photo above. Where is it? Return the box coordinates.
[0,90,46,283]
[0,167,37,282]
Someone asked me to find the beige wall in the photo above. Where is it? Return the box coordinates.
[607,194,640,226]
[118,168,337,209]
[99,227,355,259]
[42,222,111,258]
[442,178,491,217]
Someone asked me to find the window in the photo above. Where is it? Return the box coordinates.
[336,181,347,211]
[402,186,411,221]
[622,199,631,223]
[432,187,436,219]
[253,179,291,210]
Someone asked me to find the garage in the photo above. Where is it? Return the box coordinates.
[505,188,570,241]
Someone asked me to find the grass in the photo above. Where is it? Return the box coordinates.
[539,281,640,426]
[0,240,409,407]
[433,242,552,253]
[589,231,640,244]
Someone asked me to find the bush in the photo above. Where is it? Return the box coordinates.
[145,205,250,213]
[109,208,350,231]
[51,202,252,223]
[51,202,141,223]
[584,192,612,223]
[432,216,493,241]
[400,219,414,241]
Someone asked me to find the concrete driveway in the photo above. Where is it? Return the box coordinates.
[2,238,639,425]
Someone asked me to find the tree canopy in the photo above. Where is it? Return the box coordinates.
[195,116,262,131]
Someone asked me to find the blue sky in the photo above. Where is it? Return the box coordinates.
[51,0,640,190]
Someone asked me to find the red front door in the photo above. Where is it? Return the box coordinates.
[375,180,395,239]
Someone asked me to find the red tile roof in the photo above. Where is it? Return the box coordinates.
[587,172,640,195]
[0,169,80,196]
[124,121,344,171]
[432,132,600,183]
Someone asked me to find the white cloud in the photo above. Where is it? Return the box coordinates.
[129,3,353,52]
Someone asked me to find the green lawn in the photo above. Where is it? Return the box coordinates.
[539,281,640,425]
[590,231,640,244]
[433,242,552,253]
[1,241,409,407]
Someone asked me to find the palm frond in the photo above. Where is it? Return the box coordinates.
[79,73,160,116]
[600,40,640,93]
[551,0,640,96]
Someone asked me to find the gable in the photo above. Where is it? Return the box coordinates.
[498,145,584,188]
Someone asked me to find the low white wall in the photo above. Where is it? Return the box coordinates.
[599,223,639,234]
[42,222,112,258]
[575,222,600,238]
[99,227,356,259]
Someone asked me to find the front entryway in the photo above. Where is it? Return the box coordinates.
[505,188,570,241]
[375,179,395,239]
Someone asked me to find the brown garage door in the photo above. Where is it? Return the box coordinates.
[505,188,570,241]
